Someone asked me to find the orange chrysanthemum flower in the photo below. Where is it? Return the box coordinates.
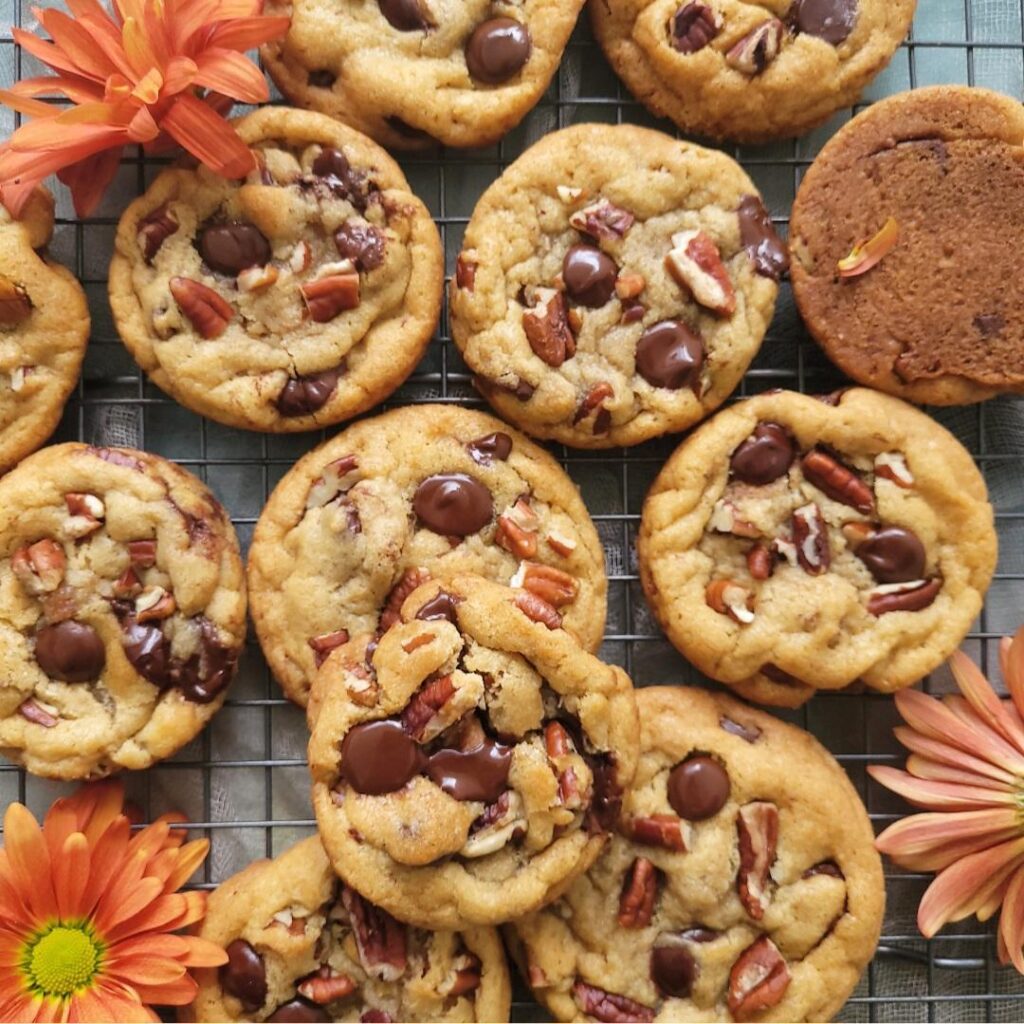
[870,626,1024,972]
[0,780,226,1022]
[0,0,289,218]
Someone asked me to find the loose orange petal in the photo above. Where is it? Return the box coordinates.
[837,216,899,278]
[191,47,268,103]
[158,92,254,177]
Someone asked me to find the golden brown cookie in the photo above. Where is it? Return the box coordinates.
[0,444,246,778]
[637,388,996,706]
[261,0,586,150]
[0,187,89,474]
[509,685,885,1023]
[450,123,785,448]
[307,574,639,929]
[187,836,511,1023]
[591,0,916,142]
[790,85,1024,404]
[109,107,442,432]
[248,404,608,707]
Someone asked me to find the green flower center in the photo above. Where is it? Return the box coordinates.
[23,923,102,998]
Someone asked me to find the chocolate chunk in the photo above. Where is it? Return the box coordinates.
[199,223,271,276]
[275,368,341,417]
[266,998,330,1023]
[514,379,535,400]
[730,421,796,484]
[650,943,698,999]
[426,739,512,802]
[667,755,730,820]
[585,755,622,833]
[335,222,386,271]
[635,320,704,390]
[563,245,618,307]
[720,715,762,743]
[737,196,790,280]
[378,0,429,31]
[413,473,493,536]
[974,312,1005,337]
[34,620,105,683]
[176,620,238,704]
[792,0,857,44]
[119,616,172,686]
[311,147,369,208]
[803,860,844,879]
[312,146,351,180]
[466,431,512,466]
[221,939,267,1010]
[307,69,336,87]
[465,18,531,84]
[341,720,427,795]
[855,526,926,584]
[415,590,461,624]
[669,1,720,53]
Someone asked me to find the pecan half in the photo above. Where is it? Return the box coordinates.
[792,503,830,575]
[18,698,58,728]
[170,277,233,339]
[137,205,178,263]
[669,1,722,52]
[666,230,736,315]
[523,288,575,367]
[455,253,476,291]
[514,590,562,629]
[801,449,873,514]
[0,274,32,326]
[737,801,778,920]
[512,562,579,607]
[342,886,407,981]
[573,981,654,1024]
[727,936,790,1020]
[401,675,455,741]
[545,722,582,808]
[496,498,539,558]
[618,857,658,928]
[726,18,784,75]
[127,539,157,568]
[308,629,350,668]
[297,965,356,1004]
[301,271,360,322]
[706,579,755,624]
[379,568,432,631]
[627,814,688,852]
[11,539,66,595]
[569,199,635,241]
[746,543,773,581]
[867,578,941,616]
[875,451,914,488]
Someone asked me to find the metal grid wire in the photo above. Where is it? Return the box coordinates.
[1,0,1024,1019]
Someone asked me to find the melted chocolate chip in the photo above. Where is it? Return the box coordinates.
[719,715,761,743]
[650,944,697,999]
[341,720,427,795]
[266,998,331,1023]
[312,146,350,180]
[465,18,531,84]
[635,320,704,390]
[34,620,105,683]
[466,431,512,466]
[804,860,844,879]
[514,379,535,400]
[413,473,493,536]
[855,526,926,584]
[667,755,730,820]
[311,147,369,209]
[586,755,622,833]
[792,0,858,44]
[730,421,796,484]
[426,740,512,802]
[737,195,790,280]
[415,590,461,624]
[199,223,271,276]
[974,312,1005,337]
[307,69,336,87]
[275,368,341,417]
[119,616,172,686]
[221,940,267,1010]
[563,245,618,307]
[335,222,386,271]
[378,0,429,30]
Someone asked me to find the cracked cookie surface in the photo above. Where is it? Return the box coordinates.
[108,107,442,432]
[790,85,1024,405]
[0,188,89,474]
[0,443,246,778]
[189,835,511,1023]
[509,686,884,1023]
[261,0,585,151]
[591,0,915,142]
[248,404,608,707]
[307,574,639,929]
[450,123,784,448]
[637,388,996,706]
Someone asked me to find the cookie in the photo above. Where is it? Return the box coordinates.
[261,0,585,151]
[0,443,246,778]
[790,85,1024,405]
[591,0,915,143]
[248,404,608,706]
[450,123,785,448]
[187,835,511,1023]
[637,388,996,707]
[108,107,443,432]
[307,573,639,930]
[509,685,884,1023]
[0,187,90,474]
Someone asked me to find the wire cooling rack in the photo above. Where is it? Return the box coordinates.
[2,0,1024,1020]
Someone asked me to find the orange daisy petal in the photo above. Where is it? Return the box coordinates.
[57,145,125,216]
[78,816,131,913]
[92,875,163,935]
[10,74,105,104]
[180,935,229,967]
[0,88,59,118]
[52,831,91,921]
[33,6,118,80]
[11,28,85,78]
[127,974,199,1007]
[106,955,188,986]
[31,995,64,1023]
[158,92,254,178]
[191,47,268,103]
[949,649,1024,752]
[3,803,58,922]
[1003,629,1024,721]
[162,839,210,892]
[127,103,160,143]
[0,990,37,1023]
[894,726,1017,786]
[103,893,192,944]
[875,809,1021,872]
[868,764,1015,811]
[999,865,1024,973]
[90,980,158,1024]
[173,0,257,48]
[200,14,290,50]
[904,752,1015,790]
[161,55,197,95]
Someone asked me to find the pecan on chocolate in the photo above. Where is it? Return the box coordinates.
[573,981,655,1024]
[801,449,874,514]
[627,814,688,852]
[301,270,360,322]
[512,562,579,608]
[726,18,784,75]
[727,936,790,1019]
[379,568,432,631]
[737,801,778,920]
[522,288,575,367]
[792,502,830,575]
[569,199,635,241]
[0,274,31,326]
[11,539,66,595]
[401,675,456,741]
[867,578,942,616]
[170,277,233,339]
[514,590,562,630]
[618,857,659,928]
[669,1,722,53]
[342,886,407,981]
[666,230,736,316]
[137,205,178,263]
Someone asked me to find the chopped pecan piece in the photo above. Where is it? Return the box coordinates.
[666,229,736,315]
[569,199,635,240]
[301,271,360,322]
[297,965,357,1003]
[308,629,350,668]
[11,539,66,595]
[462,791,526,857]
[841,520,875,546]
[401,674,455,740]
[342,886,407,982]
[670,1,722,52]
[401,633,433,653]
[737,801,778,920]
[113,567,142,598]
[290,240,312,273]
[546,531,577,557]
[523,288,575,367]
[867,578,941,616]
[573,981,654,1023]
[726,18,785,75]
[444,953,482,997]
[18,698,58,728]
[727,936,790,1020]
[237,264,279,293]
[545,720,572,758]
[170,277,233,338]
[618,857,658,928]
[627,814,688,852]
[511,562,579,607]
[573,382,614,433]
[545,722,582,808]
[137,205,178,263]
[455,253,477,291]
[514,590,562,630]
[127,539,157,568]
[64,493,105,538]
[709,499,759,539]
[306,454,360,509]
[746,543,773,581]
[801,449,874,514]
[706,579,755,624]
[0,274,31,326]
[379,568,432,631]
[875,451,914,488]
[496,498,539,558]
[135,586,176,623]
[792,503,830,575]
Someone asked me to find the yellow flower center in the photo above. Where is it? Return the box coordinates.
[24,924,102,997]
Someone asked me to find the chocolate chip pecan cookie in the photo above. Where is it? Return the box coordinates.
[108,107,442,432]
[307,573,639,929]
[591,0,915,142]
[637,388,997,707]
[248,404,607,706]
[509,686,884,1023]
[450,123,785,448]
[0,443,246,778]
[261,0,585,151]
[188,835,511,1023]
[0,187,89,474]
[790,86,1024,405]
